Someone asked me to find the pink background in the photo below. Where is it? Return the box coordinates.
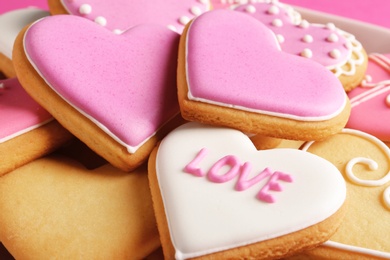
[0,0,49,13]
[282,0,390,28]
[1,1,389,28]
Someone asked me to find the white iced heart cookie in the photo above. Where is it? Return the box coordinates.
[149,122,347,259]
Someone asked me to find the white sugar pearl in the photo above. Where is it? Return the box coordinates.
[298,20,309,28]
[191,6,202,16]
[198,0,208,4]
[245,5,256,13]
[94,16,107,26]
[79,4,92,15]
[386,94,390,107]
[326,23,336,30]
[267,5,279,15]
[329,49,341,59]
[272,18,283,27]
[276,34,285,43]
[365,74,373,83]
[302,34,313,43]
[113,29,123,34]
[327,33,339,42]
[179,16,190,25]
[167,25,177,32]
[300,48,313,58]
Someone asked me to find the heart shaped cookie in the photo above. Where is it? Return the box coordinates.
[347,53,390,141]
[299,129,390,259]
[149,122,347,259]
[13,15,181,171]
[0,144,160,259]
[177,10,350,141]
[233,0,367,91]
[0,78,72,176]
[48,0,211,34]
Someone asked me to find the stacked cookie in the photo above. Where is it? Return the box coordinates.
[1,0,389,259]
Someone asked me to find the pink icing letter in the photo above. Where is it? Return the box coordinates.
[235,165,273,191]
[257,171,294,203]
[207,155,241,183]
[184,148,208,177]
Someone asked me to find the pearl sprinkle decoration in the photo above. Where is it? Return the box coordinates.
[234,0,365,77]
[79,4,92,14]
[73,1,209,33]
[302,34,313,43]
[300,48,313,58]
[245,5,256,13]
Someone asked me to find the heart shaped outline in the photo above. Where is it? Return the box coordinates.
[150,122,347,259]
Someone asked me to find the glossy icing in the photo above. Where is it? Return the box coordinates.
[347,53,390,141]
[184,148,294,203]
[301,128,390,257]
[24,15,180,153]
[233,1,364,77]
[0,8,49,59]
[0,78,53,143]
[60,0,211,33]
[185,10,347,121]
[156,122,346,259]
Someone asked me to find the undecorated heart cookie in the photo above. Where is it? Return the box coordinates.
[177,10,350,142]
[233,0,367,91]
[48,0,211,34]
[347,53,390,142]
[148,122,347,259]
[0,77,72,176]
[0,149,160,259]
[297,129,390,259]
[13,15,182,172]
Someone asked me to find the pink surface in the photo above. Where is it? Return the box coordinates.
[0,0,48,13]
[347,53,390,141]
[282,0,390,28]
[0,78,52,141]
[24,15,180,152]
[186,10,346,120]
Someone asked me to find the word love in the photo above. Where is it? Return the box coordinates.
[184,148,293,203]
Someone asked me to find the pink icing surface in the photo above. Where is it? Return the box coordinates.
[234,2,350,68]
[60,0,210,33]
[347,53,390,141]
[24,15,180,152]
[0,78,52,141]
[186,10,346,119]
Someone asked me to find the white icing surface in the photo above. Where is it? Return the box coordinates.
[156,122,346,259]
[0,8,49,59]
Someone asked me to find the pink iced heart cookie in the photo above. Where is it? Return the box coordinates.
[13,15,181,171]
[347,53,390,141]
[234,0,367,91]
[149,122,347,259]
[0,78,72,176]
[48,0,211,34]
[0,78,52,142]
[178,10,350,141]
